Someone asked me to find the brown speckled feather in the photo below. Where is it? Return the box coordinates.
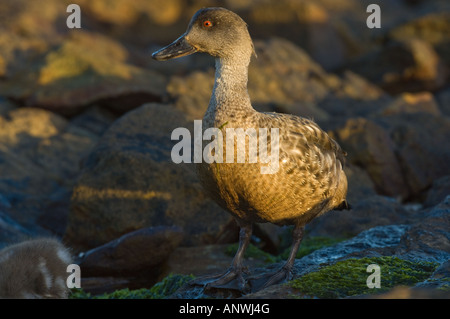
[198,110,347,226]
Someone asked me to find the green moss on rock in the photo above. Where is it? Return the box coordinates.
[70,273,194,299]
[289,256,439,298]
[146,273,195,299]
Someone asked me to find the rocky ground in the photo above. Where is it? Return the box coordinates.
[0,0,449,299]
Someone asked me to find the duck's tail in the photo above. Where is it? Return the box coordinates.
[333,199,352,211]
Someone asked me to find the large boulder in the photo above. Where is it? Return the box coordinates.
[0,31,166,115]
[387,12,450,67]
[78,226,184,277]
[65,103,230,251]
[0,106,99,242]
[333,117,407,198]
[347,38,447,94]
[379,113,450,198]
[333,112,450,199]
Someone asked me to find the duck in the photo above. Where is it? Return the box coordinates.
[0,238,72,298]
[152,7,349,293]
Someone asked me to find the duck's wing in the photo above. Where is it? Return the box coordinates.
[260,112,346,165]
[257,112,349,220]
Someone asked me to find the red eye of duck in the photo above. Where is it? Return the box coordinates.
[203,20,213,28]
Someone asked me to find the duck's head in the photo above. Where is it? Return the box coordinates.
[152,7,255,61]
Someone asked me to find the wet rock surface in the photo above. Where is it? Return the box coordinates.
[0,0,449,299]
[77,226,183,292]
[173,196,450,299]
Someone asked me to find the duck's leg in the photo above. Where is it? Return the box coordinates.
[190,222,252,292]
[249,225,304,292]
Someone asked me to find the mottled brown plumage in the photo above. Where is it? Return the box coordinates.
[153,7,348,293]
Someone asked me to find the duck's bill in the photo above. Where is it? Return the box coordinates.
[152,35,197,61]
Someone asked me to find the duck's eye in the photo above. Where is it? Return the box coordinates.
[203,20,213,28]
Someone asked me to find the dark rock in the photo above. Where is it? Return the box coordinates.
[65,103,230,251]
[318,96,389,129]
[0,31,166,114]
[334,112,450,200]
[307,195,415,238]
[342,163,377,206]
[166,70,214,120]
[337,71,386,102]
[387,12,450,67]
[167,38,338,120]
[172,195,449,298]
[436,86,450,116]
[0,30,51,81]
[79,277,133,295]
[379,113,450,198]
[334,117,407,198]
[36,188,72,237]
[0,107,97,187]
[0,97,16,116]
[0,107,98,241]
[0,0,67,39]
[165,38,389,128]
[0,210,33,249]
[243,0,350,70]
[234,0,411,71]
[172,224,411,299]
[249,38,337,106]
[378,92,442,116]
[276,101,330,123]
[165,244,268,279]
[76,0,186,45]
[347,38,447,94]
[77,226,183,278]
[395,195,450,262]
[301,224,411,272]
[69,106,118,137]
[424,175,450,208]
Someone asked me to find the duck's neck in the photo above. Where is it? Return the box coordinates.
[206,56,254,118]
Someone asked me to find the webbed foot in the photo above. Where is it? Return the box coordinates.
[248,266,293,292]
[190,267,248,292]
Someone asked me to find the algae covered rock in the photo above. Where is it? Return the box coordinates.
[288,257,439,298]
[173,194,450,299]
[70,273,194,299]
